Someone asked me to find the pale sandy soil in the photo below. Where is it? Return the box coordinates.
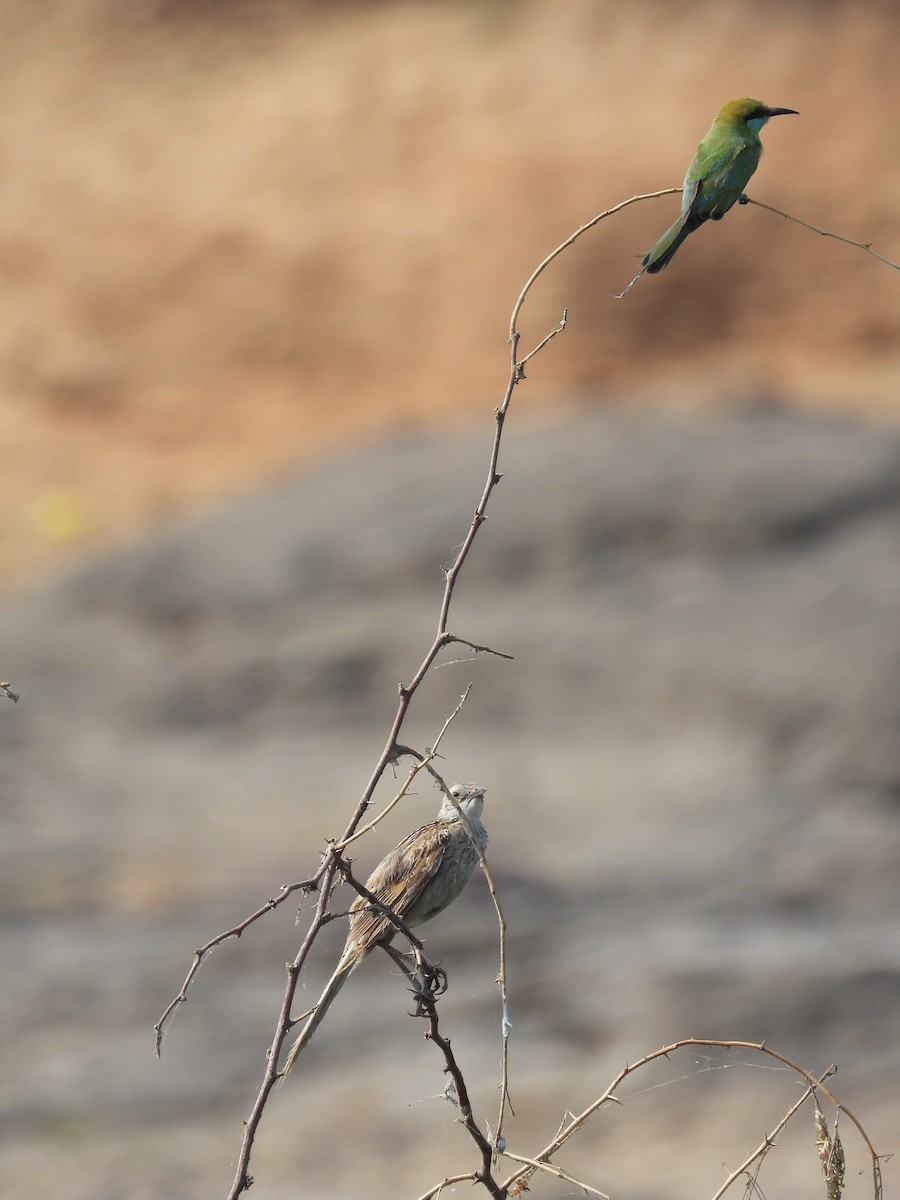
[0,0,897,587]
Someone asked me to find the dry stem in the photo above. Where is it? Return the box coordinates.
[154,181,892,1197]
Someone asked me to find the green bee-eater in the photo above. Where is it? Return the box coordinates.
[642,97,798,274]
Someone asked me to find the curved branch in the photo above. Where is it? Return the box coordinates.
[745,197,900,271]
[508,188,680,339]
[500,1038,883,1199]
[154,878,316,1057]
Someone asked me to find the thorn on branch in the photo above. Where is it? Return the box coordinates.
[444,635,514,662]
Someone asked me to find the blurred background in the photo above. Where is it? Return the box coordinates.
[2,1,899,1197]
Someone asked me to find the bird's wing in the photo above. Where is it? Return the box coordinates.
[692,136,745,183]
[680,175,703,221]
[689,138,758,220]
[347,822,451,954]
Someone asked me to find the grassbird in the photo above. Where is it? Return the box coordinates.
[642,97,798,273]
[281,783,488,1078]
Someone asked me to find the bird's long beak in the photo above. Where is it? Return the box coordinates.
[765,107,799,117]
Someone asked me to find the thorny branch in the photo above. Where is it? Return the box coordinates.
[156,182,893,1197]
[414,1174,480,1200]
[198,191,582,1194]
[154,702,466,1058]
[708,1071,824,1200]
[155,686,473,1058]
[497,1039,883,1200]
[502,1150,610,1199]
[158,307,529,1194]
[154,876,316,1057]
[380,938,504,1199]
[336,687,474,851]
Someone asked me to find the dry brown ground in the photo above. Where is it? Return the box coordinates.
[0,0,898,588]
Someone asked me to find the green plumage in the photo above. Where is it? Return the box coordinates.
[643,97,798,274]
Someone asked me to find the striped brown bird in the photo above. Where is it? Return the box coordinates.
[281,783,488,1078]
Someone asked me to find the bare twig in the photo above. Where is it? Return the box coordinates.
[415,1174,479,1200]
[229,856,342,1194]
[508,189,680,340]
[219,264,557,1190]
[219,184,659,1191]
[444,634,514,661]
[744,197,900,271]
[218,278,549,1179]
[499,1039,883,1200]
[160,177,892,1199]
[709,1073,824,1200]
[503,1150,611,1199]
[336,687,473,851]
[411,944,506,1199]
[517,308,568,372]
[154,878,316,1057]
[375,932,504,1197]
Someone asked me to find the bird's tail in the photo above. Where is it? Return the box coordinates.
[280,955,355,1081]
[642,216,693,274]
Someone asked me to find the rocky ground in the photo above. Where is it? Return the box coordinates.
[2,402,899,1199]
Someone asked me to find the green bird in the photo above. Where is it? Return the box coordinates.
[642,97,798,274]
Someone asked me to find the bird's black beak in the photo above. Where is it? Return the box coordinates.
[765,107,799,117]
